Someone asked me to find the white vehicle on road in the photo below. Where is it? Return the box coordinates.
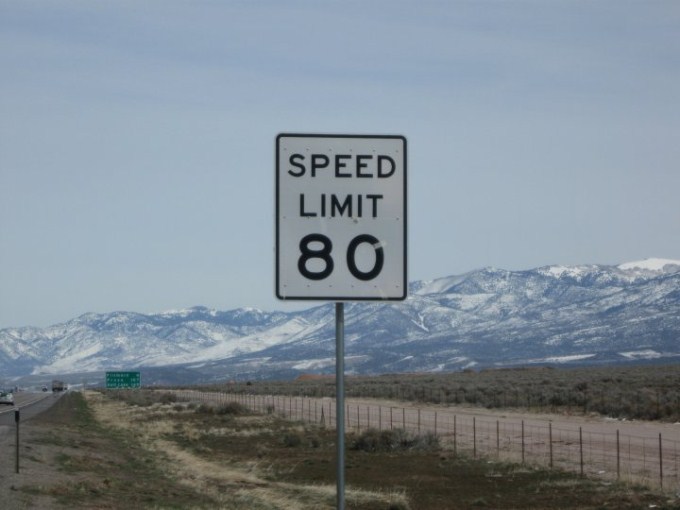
[0,390,14,405]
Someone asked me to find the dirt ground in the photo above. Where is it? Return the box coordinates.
[0,407,88,509]
[178,390,680,490]
[0,392,217,509]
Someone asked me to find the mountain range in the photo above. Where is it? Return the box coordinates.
[1,258,679,386]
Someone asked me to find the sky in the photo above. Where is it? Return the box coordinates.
[1,1,679,329]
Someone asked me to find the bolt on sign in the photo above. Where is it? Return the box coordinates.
[276,134,407,301]
[105,371,141,389]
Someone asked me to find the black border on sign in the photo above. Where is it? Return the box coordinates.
[275,133,408,301]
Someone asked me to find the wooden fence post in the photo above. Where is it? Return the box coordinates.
[521,420,525,464]
[549,422,553,469]
[579,427,584,477]
[659,433,663,489]
[496,420,500,458]
[453,415,457,456]
[616,429,620,480]
[473,417,477,458]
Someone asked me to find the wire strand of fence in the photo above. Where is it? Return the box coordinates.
[169,389,678,491]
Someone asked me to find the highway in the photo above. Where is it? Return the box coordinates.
[0,391,62,426]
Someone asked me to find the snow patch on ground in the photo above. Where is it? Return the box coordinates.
[33,342,106,373]
[619,349,662,360]
[547,353,596,363]
[411,314,429,332]
[539,265,591,278]
[448,357,469,364]
[414,275,465,295]
[293,358,335,371]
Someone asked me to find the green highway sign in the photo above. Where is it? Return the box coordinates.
[105,371,141,389]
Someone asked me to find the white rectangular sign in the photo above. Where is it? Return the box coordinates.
[276,134,407,301]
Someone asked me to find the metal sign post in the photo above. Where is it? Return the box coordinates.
[335,302,345,509]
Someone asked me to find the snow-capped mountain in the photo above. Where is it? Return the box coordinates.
[1,259,679,383]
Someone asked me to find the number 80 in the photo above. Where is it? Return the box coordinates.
[298,233,384,281]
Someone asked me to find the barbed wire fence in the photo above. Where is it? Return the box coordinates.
[173,390,679,492]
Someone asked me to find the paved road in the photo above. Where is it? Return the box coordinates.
[0,392,62,427]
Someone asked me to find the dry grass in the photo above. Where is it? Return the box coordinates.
[10,390,674,509]
[84,391,410,509]
[217,364,680,422]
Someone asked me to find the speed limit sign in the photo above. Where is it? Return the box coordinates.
[276,134,407,301]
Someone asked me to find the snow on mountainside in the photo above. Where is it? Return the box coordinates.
[618,258,680,272]
[1,260,679,382]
